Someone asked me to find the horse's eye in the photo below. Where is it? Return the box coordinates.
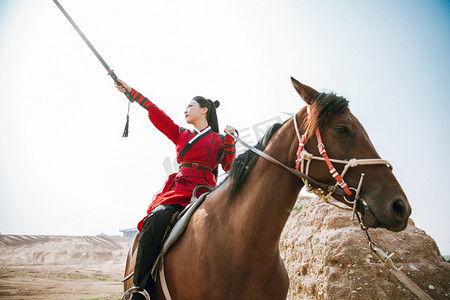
[335,126,348,135]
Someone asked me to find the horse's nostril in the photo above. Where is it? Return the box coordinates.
[392,199,407,218]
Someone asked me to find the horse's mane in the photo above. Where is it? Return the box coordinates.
[223,91,349,198]
[302,92,349,138]
[221,121,286,198]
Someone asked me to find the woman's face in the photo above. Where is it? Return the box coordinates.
[185,100,207,125]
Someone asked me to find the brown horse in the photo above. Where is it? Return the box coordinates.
[123,78,411,299]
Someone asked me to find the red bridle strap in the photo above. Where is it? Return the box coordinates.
[315,128,353,196]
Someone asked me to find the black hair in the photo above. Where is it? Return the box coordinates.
[192,96,220,133]
[192,96,221,179]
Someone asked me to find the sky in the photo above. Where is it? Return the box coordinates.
[0,0,449,254]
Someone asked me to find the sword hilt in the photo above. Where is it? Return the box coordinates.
[108,70,134,103]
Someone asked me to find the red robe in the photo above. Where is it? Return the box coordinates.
[130,89,236,231]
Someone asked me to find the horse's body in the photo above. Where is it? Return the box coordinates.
[123,78,411,299]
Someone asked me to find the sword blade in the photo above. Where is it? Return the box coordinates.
[52,0,112,74]
[52,0,134,104]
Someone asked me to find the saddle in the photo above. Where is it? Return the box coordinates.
[151,185,212,280]
[122,185,212,289]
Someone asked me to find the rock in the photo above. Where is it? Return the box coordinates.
[280,197,450,300]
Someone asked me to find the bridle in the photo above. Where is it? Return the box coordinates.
[226,105,393,211]
[293,107,432,300]
[293,105,393,210]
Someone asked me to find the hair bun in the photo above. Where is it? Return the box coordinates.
[213,100,220,109]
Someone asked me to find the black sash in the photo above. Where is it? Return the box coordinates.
[179,129,213,158]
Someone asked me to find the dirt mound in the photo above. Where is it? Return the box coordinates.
[0,235,133,299]
[280,197,450,299]
[0,235,131,265]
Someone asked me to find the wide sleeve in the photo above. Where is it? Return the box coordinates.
[131,88,180,144]
[221,134,236,172]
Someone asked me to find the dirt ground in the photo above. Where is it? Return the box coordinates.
[1,203,448,299]
[0,235,133,300]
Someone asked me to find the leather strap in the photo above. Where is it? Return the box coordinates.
[179,129,212,158]
[225,131,347,197]
[180,162,212,172]
[315,128,353,196]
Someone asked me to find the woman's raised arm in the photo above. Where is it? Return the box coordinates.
[114,79,181,144]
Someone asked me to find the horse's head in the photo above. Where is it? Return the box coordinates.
[291,77,411,232]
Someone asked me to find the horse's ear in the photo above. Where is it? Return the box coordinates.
[291,77,319,105]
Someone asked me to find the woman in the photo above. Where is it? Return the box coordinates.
[115,79,236,299]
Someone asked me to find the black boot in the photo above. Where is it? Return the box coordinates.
[133,244,159,289]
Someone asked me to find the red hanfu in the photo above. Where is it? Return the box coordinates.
[130,89,236,231]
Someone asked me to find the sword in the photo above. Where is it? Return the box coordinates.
[52,0,133,136]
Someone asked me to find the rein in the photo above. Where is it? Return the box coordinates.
[354,210,433,300]
[225,130,347,197]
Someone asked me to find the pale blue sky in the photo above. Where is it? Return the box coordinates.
[0,0,449,254]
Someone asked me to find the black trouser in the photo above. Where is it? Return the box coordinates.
[133,204,182,290]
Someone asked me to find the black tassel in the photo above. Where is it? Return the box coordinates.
[122,101,130,137]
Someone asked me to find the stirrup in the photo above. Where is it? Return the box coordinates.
[121,286,151,300]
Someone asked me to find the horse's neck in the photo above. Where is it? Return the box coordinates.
[228,119,303,251]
